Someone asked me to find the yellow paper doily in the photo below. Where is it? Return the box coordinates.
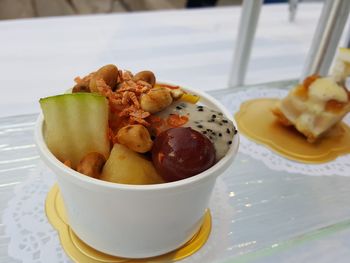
[235,98,350,163]
[45,184,212,263]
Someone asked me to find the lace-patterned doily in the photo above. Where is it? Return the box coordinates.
[3,161,233,263]
[219,87,350,176]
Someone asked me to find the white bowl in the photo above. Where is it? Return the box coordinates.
[35,85,239,258]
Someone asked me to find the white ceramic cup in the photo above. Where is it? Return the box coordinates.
[35,85,239,258]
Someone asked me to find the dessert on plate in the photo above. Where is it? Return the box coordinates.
[273,48,350,143]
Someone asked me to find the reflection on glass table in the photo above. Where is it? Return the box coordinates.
[0,80,350,263]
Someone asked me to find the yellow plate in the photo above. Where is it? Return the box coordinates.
[235,98,350,163]
[45,184,212,263]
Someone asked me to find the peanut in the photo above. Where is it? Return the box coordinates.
[89,64,119,92]
[72,83,90,93]
[116,124,153,153]
[168,88,184,99]
[133,71,156,87]
[77,152,106,178]
[140,87,173,113]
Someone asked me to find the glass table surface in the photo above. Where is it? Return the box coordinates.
[1,80,350,263]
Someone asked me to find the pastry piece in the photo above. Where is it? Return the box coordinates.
[273,75,350,142]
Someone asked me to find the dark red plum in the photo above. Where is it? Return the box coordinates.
[152,127,216,182]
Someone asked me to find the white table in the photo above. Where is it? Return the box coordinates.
[2,81,350,263]
[0,3,326,118]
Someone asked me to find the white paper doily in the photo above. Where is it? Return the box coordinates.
[219,87,350,177]
[3,161,233,263]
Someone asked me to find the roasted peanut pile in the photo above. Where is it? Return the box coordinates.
[72,64,185,157]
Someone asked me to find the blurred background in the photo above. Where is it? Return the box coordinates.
[0,0,243,19]
[0,0,349,117]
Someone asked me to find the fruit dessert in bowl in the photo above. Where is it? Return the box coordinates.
[35,65,239,258]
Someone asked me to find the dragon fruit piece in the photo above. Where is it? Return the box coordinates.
[156,101,237,160]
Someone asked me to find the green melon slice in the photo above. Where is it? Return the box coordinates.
[39,93,110,169]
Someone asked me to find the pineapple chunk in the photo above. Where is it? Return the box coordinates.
[39,93,110,169]
[101,144,165,185]
[180,93,200,104]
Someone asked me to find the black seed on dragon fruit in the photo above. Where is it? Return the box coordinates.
[156,101,237,160]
